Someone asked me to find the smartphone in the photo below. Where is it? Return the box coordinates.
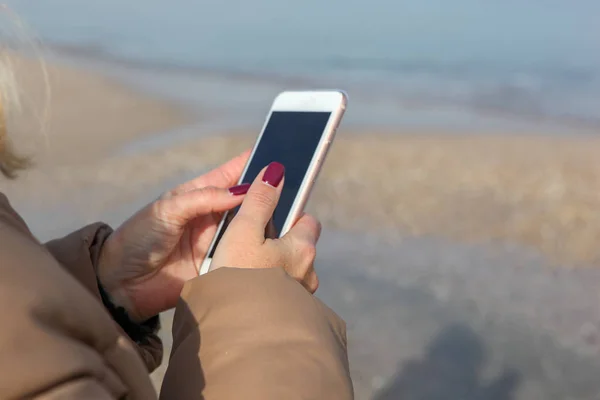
[199,90,347,275]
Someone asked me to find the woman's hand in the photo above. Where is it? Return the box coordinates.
[211,162,321,293]
[97,150,251,322]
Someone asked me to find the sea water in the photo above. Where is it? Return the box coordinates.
[3,0,600,129]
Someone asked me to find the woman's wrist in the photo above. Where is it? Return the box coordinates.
[101,282,146,323]
[97,233,147,323]
[97,278,160,343]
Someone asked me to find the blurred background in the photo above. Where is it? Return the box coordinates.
[2,1,600,398]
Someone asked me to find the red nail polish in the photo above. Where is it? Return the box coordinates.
[228,183,251,196]
[262,162,285,187]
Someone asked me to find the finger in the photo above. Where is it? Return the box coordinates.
[173,149,251,194]
[230,162,285,240]
[156,186,246,226]
[303,268,319,294]
[276,214,320,278]
[284,213,322,245]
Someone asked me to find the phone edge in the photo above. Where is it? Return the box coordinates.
[279,93,347,236]
[199,90,347,275]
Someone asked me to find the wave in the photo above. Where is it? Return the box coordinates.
[20,41,600,131]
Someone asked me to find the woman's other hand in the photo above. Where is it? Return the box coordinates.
[97,150,250,322]
[211,161,321,293]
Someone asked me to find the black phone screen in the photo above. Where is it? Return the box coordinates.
[208,111,332,258]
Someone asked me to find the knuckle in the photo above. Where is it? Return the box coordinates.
[301,214,321,235]
[248,188,276,209]
[158,190,175,201]
[199,186,219,198]
[160,185,218,201]
[151,197,168,219]
[310,216,323,234]
[217,166,236,187]
[310,276,320,293]
[314,218,323,233]
[304,212,318,223]
[300,242,317,263]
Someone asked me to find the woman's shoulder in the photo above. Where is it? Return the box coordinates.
[0,192,35,239]
[0,193,155,400]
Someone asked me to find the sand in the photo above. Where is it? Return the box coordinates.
[4,52,600,399]
[1,52,190,200]
[27,130,600,266]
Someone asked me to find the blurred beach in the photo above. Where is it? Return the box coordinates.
[3,1,600,398]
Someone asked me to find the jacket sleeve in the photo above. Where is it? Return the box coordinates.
[33,378,114,399]
[45,223,113,295]
[44,224,163,373]
[160,267,353,400]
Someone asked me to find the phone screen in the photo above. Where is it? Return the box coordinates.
[208,111,332,258]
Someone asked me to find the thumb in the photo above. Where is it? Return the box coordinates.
[156,186,246,226]
[231,162,285,240]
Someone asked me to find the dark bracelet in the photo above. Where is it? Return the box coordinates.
[97,280,160,345]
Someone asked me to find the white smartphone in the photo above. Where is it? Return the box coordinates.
[199,90,347,275]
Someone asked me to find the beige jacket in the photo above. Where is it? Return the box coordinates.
[0,193,352,399]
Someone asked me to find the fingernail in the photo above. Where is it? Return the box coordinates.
[262,162,285,187]
[228,183,251,196]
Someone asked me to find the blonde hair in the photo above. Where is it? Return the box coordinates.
[0,56,30,179]
[0,5,49,179]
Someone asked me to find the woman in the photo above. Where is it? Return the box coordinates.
[0,79,352,397]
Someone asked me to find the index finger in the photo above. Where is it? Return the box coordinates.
[229,162,285,241]
[174,149,251,194]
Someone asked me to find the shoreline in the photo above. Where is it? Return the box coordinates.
[44,43,600,135]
